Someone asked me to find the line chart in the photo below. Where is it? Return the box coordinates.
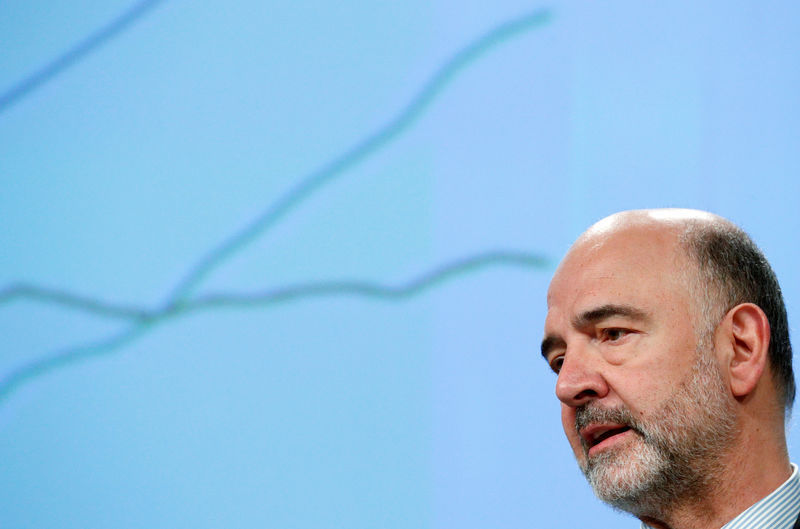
[0,283,152,321]
[0,251,550,401]
[1,7,555,403]
[0,0,166,114]
[0,6,553,311]
[162,7,554,305]
[1,251,550,322]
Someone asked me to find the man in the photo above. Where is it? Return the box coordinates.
[541,209,799,529]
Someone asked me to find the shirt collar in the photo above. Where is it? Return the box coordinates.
[640,463,800,529]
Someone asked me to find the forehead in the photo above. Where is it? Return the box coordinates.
[546,225,692,321]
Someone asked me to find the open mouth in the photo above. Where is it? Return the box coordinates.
[581,424,633,451]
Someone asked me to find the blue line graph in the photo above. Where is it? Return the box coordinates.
[162,8,554,305]
[1,251,550,322]
[1,7,555,403]
[0,0,166,114]
[0,283,152,321]
[0,251,550,401]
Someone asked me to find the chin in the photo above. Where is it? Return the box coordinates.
[582,439,669,516]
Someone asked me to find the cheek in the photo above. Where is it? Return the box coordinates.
[607,337,699,411]
[561,405,584,455]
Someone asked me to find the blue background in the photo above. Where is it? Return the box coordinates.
[1,1,799,527]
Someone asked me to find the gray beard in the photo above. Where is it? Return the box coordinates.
[574,350,738,520]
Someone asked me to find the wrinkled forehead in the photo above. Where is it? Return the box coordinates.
[546,222,691,309]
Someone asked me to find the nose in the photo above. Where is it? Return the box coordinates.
[555,345,609,407]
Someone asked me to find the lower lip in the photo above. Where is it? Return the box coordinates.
[587,429,633,457]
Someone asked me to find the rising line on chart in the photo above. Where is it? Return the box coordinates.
[1,7,555,403]
[1,7,553,316]
[162,7,553,305]
[0,250,551,402]
[0,0,166,113]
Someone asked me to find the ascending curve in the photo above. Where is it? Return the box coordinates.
[163,7,553,305]
[0,251,550,402]
[0,0,166,114]
[0,8,556,403]
[0,7,554,318]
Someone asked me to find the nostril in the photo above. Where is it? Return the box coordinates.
[555,370,607,406]
[574,388,600,402]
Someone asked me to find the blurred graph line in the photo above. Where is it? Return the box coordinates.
[164,7,554,305]
[0,0,166,113]
[176,251,551,311]
[0,7,555,402]
[0,324,153,402]
[0,250,551,402]
[0,251,550,321]
[1,7,552,312]
[0,283,151,321]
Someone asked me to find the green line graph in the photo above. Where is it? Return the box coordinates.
[0,251,551,401]
[1,283,153,321]
[1,251,549,322]
[1,7,555,403]
[162,7,554,305]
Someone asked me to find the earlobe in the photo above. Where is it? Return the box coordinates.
[723,303,771,398]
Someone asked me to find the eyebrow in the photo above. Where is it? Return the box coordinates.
[540,335,566,360]
[540,304,650,360]
[572,304,651,329]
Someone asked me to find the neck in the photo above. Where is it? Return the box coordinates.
[638,420,791,529]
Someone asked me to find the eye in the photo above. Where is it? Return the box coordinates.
[549,355,564,374]
[600,328,630,342]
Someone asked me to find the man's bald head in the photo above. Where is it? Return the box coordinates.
[569,208,795,411]
[544,208,795,525]
[577,208,722,242]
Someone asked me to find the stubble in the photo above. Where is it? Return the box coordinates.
[574,350,738,520]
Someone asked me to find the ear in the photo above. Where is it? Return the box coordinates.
[718,303,771,398]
